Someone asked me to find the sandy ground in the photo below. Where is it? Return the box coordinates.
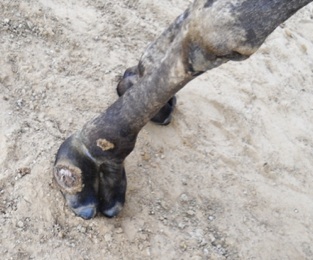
[1,0,313,259]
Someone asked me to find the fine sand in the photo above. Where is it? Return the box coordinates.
[1,1,313,259]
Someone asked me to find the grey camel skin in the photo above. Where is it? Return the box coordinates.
[53,0,313,219]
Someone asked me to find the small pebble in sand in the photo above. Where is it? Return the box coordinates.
[17,220,24,228]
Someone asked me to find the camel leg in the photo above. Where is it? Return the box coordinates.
[117,66,177,125]
[54,0,313,219]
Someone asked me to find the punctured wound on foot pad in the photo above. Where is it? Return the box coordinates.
[53,163,83,194]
